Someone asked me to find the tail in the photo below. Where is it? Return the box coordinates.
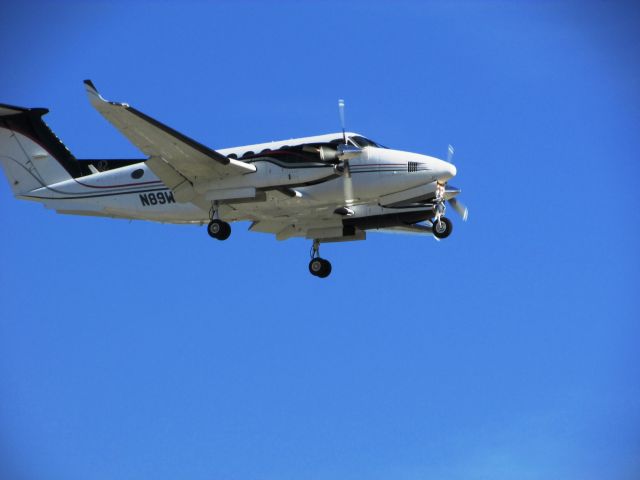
[0,103,84,196]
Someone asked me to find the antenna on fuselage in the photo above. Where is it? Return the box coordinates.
[338,99,346,144]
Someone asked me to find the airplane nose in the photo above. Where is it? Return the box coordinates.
[445,161,457,179]
[435,159,456,181]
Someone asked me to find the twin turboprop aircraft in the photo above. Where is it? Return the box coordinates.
[0,81,468,277]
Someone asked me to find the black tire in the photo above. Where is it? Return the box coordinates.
[317,259,332,278]
[207,220,231,240]
[432,216,453,239]
[218,222,231,240]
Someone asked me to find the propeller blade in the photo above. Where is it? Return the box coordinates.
[337,98,357,204]
[338,99,346,144]
[448,197,468,221]
[447,144,455,163]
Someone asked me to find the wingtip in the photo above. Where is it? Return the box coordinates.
[83,80,131,111]
[83,79,110,106]
[83,79,98,92]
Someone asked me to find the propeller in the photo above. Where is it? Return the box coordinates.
[443,144,469,221]
[448,197,468,221]
[337,99,357,204]
[447,144,455,163]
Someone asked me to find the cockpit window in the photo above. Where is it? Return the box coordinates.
[349,135,386,148]
[328,136,388,148]
[329,137,360,148]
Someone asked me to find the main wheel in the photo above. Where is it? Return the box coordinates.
[218,222,231,240]
[317,259,332,278]
[308,258,332,278]
[207,220,231,240]
[432,216,453,239]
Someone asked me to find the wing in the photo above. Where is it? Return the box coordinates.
[84,80,255,202]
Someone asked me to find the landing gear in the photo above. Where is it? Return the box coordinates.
[207,201,231,240]
[432,216,452,239]
[207,219,231,240]
[309,258,332,278]
[432,183,453,239]
[308,240,332,278]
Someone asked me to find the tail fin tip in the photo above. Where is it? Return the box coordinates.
[0,103,49,117]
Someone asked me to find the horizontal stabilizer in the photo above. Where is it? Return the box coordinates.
[0,103,45,116]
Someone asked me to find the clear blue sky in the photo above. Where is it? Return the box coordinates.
[1,1,639,479]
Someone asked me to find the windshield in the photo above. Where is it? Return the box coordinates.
[349,135,387,149]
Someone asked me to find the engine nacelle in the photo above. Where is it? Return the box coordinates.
[319,146,338,163]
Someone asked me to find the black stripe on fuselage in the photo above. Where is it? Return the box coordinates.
[22,187,171,201]
[244,157,331,169]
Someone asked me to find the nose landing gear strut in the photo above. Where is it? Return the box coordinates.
[432,183,453,239]
[308,240,332,278]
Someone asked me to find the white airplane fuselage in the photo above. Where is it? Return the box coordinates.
[1,86,467,276]
[13,131,456,226]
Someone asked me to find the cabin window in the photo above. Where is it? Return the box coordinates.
[131,168,144,179]
[408,161,418,173]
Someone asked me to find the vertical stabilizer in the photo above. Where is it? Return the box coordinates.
[0,104,82,196]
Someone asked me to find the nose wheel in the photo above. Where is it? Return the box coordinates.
[432,216,452,239]
[308,240,332,278]
[431,183,453,239]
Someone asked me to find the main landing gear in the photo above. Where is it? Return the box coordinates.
[308,240,332,278]
[207,202,231,240]
[207,219,231,240]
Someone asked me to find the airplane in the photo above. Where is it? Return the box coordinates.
[0,81,467,278]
